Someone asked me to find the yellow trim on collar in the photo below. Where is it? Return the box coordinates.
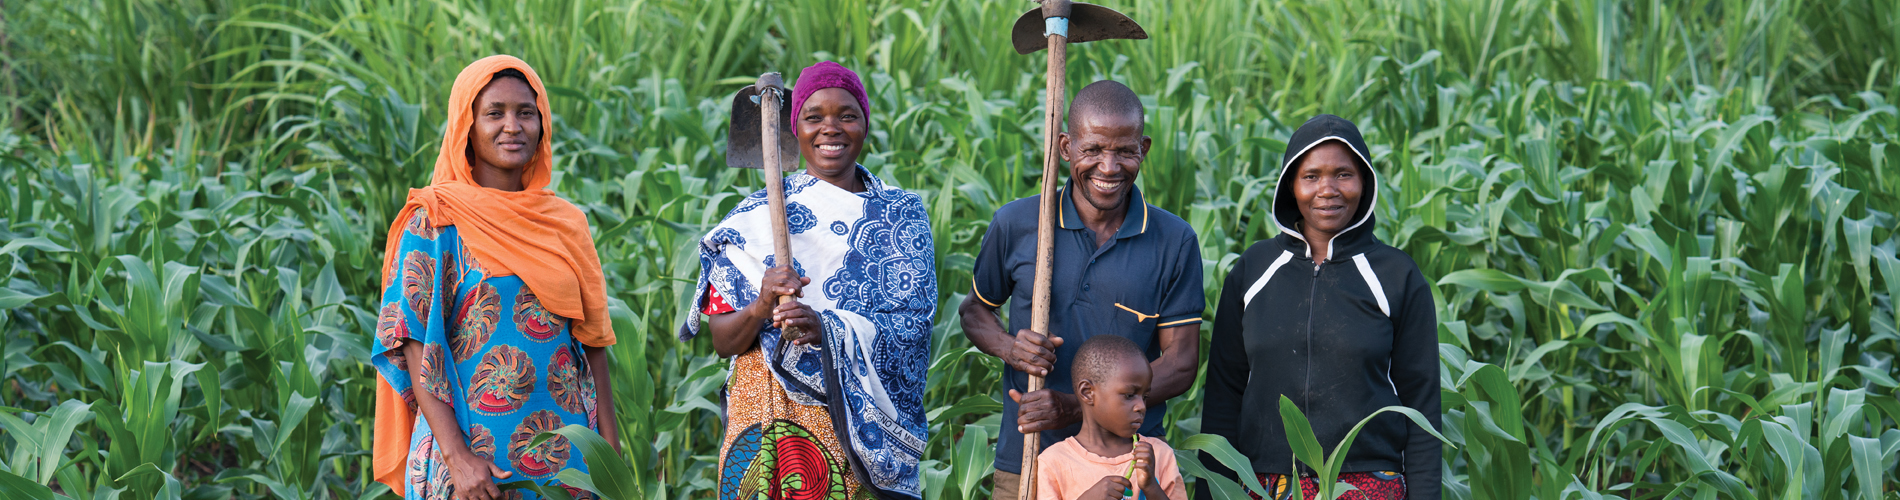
[1141,202,1149,234]
[1059,188,1071,229]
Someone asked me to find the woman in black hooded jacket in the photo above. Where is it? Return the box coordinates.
[1201,115,1440,500]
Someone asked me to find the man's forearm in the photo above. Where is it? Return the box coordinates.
[1147,354,1196,404]
[958,296,1014,360]
[1147,325,1201,405]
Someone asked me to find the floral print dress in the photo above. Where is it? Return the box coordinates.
[372,208,599,500]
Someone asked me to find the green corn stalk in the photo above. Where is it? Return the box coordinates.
[1277,396,1453,500]
[2,1,1900,499]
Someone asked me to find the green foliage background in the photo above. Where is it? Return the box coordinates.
[1,0,1897,498]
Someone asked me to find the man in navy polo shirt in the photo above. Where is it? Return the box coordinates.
[959,80,1205,500]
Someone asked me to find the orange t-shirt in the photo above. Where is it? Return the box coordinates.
[1036,435,1188,500]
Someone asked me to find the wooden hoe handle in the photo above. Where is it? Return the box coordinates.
[1021,1,1071,498]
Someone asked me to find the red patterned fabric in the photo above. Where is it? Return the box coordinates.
[1250,471,1406,500]
[703,285,737,315]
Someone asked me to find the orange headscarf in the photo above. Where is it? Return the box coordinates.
[372,55,616,491]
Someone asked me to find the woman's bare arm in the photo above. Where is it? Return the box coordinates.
[406,340,472,460]
[707,298,773,356]
[404,339,511,500]
[706,267,815,356]
[584,345,621,452]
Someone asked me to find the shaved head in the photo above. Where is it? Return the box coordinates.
[1072,334,1146,385]
[1067,80,1144,133]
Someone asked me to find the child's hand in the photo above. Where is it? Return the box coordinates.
[1084,475,1133,500]
[1132,440,1157,488]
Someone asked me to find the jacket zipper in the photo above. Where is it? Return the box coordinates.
[1302,259,1320,476]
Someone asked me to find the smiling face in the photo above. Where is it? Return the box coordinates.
[465,76,542,183]
[1079,353,1151,438]
[795,87,868,186]
[1291,141,1365,237]
[1059,110,1150,214]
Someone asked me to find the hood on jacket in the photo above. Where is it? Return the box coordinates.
[1271,114,1377,261]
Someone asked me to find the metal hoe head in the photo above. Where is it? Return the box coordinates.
[725,80,798,170]
[1010,1,1148,54]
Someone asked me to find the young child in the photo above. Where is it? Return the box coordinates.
[1028,335,1187,500]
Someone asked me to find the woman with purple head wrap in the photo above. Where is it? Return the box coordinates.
[685,61,934,500]
[789,61,875,193]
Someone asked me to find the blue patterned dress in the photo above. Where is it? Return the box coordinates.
[371,208,598,500]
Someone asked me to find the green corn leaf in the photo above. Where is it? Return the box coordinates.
[1456,363,1524,439]
[1306,404,1456,500]
[1847,435,1883,500]
[534,425,636,500]
[112,462,183,500]
[35,400,92,485]
[352,481,391,500]
[1171,433,1269,495]
[0,288,50,310]
[1647,417,1755,500]
[270,392,316,457]
[1760,418,1812,499]
[0,236,71,258]
[1277,396,1326,478]
[0,469,52,500]
[951,423,992,500]
[1172,451,1252,500]
[1508,340,1573,382]
[919,460,950,500]
[1843,216,1874,301]
[928,394,1003,426]
[0,410,41,474]
[1622,225,1674,274]
[1847,366,1900,388]
[1436,269,1528,293]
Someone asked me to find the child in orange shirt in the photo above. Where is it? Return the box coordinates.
[1026,335,1187,500]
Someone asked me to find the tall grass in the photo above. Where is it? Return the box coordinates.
[1,1,1897,499]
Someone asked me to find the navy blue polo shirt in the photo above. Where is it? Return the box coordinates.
[969,182,1205,474]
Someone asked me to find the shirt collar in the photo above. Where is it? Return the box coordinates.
[1058,180,1149,240]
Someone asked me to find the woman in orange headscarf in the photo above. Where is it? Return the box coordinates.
[369,55,618,500]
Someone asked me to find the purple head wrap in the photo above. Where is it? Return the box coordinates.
[790,61,870,124]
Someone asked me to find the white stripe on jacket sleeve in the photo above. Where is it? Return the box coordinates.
[1243,250,1295,308]
[1351,253,1391,317]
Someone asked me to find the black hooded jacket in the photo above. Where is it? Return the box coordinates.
[1201,115,1441,499]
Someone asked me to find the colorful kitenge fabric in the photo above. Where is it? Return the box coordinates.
[1251,472,1406,500]
[681,166,936,500]
[372,208,600,500]
[719,347,865,499]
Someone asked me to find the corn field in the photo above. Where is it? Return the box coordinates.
[1,0,1897,499]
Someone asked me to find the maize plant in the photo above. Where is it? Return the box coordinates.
[1,1,1897,499]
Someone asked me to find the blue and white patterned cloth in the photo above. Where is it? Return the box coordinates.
[680,166,936,499]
